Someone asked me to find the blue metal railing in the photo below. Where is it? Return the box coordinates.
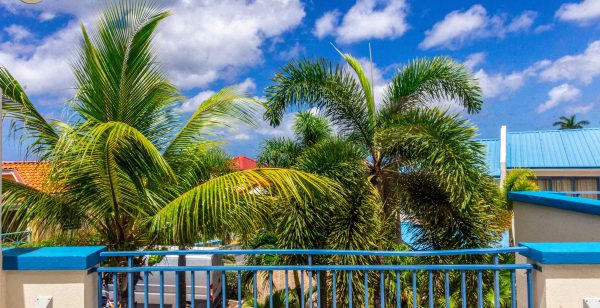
[97,247,533,308]
[0,230,31,245]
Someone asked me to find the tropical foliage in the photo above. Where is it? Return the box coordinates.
[0,5,342,306]
[553,114,589,129]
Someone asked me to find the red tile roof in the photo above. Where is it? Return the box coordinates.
[2,161,51,191]
[230,155,259,170]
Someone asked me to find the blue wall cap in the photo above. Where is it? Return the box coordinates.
[2,246,107,270]
[519,242,600,264]
[509,191,600,216]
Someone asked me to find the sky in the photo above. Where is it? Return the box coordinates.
[1,0,600,161]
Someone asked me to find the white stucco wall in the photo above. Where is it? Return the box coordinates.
[513,201,600,243]
[4,270,97,308]
[517,256,600,308]
[0,248,6,308]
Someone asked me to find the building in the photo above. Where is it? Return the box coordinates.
[229,155,259,170]
[481,127,600,198]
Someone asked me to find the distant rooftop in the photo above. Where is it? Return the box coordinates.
[230,155,259,170]
[2,161,50,190]
[480,128,600,177]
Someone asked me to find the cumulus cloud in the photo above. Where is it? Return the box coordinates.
[0,23,80,98]
[420,5,537,50]
[474,69,529,99]
[313,0,408,44]
[566,103,594,114]
[155,0,305,89]
[4,25,32,41]
[0,0,305,102]
[176,78,256,113]
[536,83,581,113]
[463,52,486,69]
[537,40,600,84]
[556,0,600,24]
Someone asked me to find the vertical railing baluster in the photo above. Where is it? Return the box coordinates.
[128,257,133,308]
[253,271,258,308]
[222,271,227,308]
[510,270,516,308]
[317,271,322,308]
[159,271,164,308]
[364,271,369,308]
[176,271,181,308]
[144,271,149,308]
[285,270,289,308]
[207,271,211,308]
[444,271,450,308]
[460,271,466,308]
[191,271,196,308]
[527,269,533,308]
[269,270,274,308]
[428,271,434,308]
[301,270,305,308]
[332,271,337,308]
[412,271,417,308]
[348,271,353,308]
[97,272,102,308]
[396,271,401,308]
[237,271,242,308]
[493,254,500,308]
[113,273,118,308]
[380,271,385,308]
[477,271,483,308]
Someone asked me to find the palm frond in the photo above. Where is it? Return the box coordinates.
[375,108,487,208]
[0,66,59,157]
[73,2,180,148]
[381,57,482,116]
[149,168,342,244]
[265,58,373,147]
[165,87,260,158]
[257,138,303,168]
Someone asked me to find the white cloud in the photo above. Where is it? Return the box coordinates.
[534,24,554,33]
[420,5,537,50]
[536,83,581,113]
[0,0,305,101]
[537,40,600,84]
[155,0,305,89]
[463,52,486,69]
[4,25,32,41]
[566,103,594,114]
[176,78,256,113]
[0,22,80,98]
[313,10,340,39]
[277,42,306,60]
[556,0,600,24]
[314,0,408,44]
[474,69,528,98]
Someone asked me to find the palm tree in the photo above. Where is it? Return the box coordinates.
[553,114,590,129]
[264,54,506,248]
[1,1,340,305]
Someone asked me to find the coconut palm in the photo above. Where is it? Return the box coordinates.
[553,114,589,130]
[1,1,340,305]
[264,54,505,247]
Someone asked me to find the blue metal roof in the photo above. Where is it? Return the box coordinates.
[479,128,600,177]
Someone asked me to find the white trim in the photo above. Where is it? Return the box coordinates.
[500,125,507,187]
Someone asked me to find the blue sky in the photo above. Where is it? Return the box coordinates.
[2,0,600,160]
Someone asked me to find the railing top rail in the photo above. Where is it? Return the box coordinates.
[96,263,534,272]
[100,247,527,258]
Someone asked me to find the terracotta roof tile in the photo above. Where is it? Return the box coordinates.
[2,161,51,191]
[230,155,259,170]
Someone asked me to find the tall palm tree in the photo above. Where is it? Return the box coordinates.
[264,54,506,247]
[553,114,589,129]
[1,1,340,305]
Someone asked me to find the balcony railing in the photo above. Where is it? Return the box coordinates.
[97,247,533,308]
[0,230,31,245]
